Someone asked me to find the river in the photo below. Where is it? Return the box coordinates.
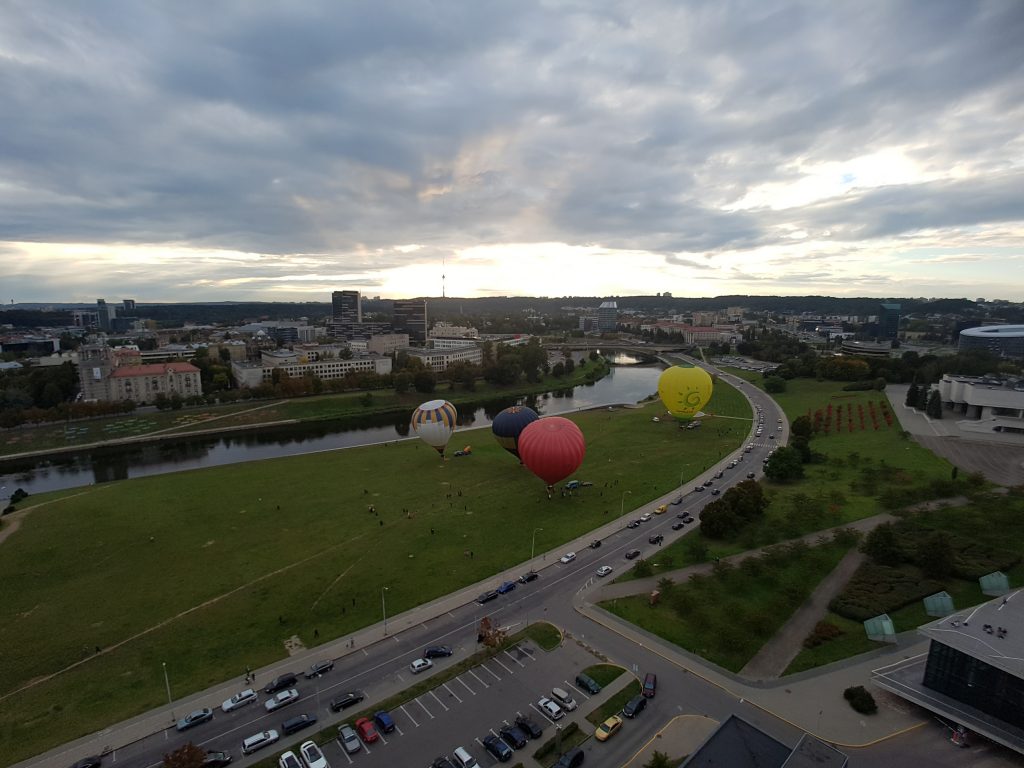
[0,358,662,498]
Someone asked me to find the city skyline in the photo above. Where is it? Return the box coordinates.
[1,1,1022,303]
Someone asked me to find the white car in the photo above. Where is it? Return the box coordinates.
[337,724,361,754]
[559,552,576,564]
[241,729,279,756]
[410,658,433,674]
[264,688,299,712]
[596,565,613,577]
[299,740,329,768]
[537,696,564,720]
[278,751,302,768]
[639,513,652,522]
[222,688,258,712]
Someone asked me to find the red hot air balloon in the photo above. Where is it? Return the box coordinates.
[518,416,586,495]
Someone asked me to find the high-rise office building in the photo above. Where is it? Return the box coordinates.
[122,299,136,314]
[393,299,428,343]
[597,301,618,332]
[880,303,901,339]
[96,299,117,331]
[332,291,362,325]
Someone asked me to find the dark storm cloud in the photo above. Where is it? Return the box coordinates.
[0,0,1021,269]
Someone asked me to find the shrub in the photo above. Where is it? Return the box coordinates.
[830,563,943,621]
[843,685,877,714]
[803,620,845,649]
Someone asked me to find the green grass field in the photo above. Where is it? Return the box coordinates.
[0,377,749,763]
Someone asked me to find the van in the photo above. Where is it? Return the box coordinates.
[642,672,657,698]
[575,673,601,694]
[452,746,480,768]
[551,687,578,711]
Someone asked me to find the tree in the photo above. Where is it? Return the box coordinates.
[917,531,955,578]
[926,390,943,419]
[860,522,903,566]
[162,743,205,768]
[763,445,804,482]
[394,371,412,394]
[905,382,919,407]
[477,616,506,649]
[643,752,674,768]
[791,415,812,439]
[413,370,436,393]
[915,384,929,411]
[552,362,565,377]
[763,375,787,393]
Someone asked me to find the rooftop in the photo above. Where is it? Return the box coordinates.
[960,324,1024,339]
[918,589,1024,678]
[108,362,199,378]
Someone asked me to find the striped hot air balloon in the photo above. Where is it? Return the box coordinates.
[410,399,458,456]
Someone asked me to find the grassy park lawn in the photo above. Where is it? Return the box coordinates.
[602,539,853,672]
[0,380,748,763]
[581,663,625,689]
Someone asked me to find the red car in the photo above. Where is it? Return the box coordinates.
[354,717,379,744]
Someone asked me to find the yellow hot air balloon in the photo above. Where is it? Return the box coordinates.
[658,366,713,421]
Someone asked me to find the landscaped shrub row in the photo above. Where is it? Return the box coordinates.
[802,620,845,649]
[808,400,892,436]
[830,563,944,621]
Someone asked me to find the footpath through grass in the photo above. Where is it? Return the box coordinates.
[0,380,749,764]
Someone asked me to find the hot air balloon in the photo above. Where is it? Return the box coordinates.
[518,416,586,495]
[491,405,540,460]
[658,366,713,421]
[410,399,458,456]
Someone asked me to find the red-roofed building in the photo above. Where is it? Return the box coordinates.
[107,362,202,404]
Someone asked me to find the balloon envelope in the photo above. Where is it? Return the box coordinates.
[658,366,713,420]
[518,416,586,487]
[411,399,458,455]
[491,405,540,459]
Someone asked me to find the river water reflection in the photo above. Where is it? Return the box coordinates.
[1,361,662,497]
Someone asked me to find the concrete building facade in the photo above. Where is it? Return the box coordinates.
[957,325,1024,360]
[107,362,202,404]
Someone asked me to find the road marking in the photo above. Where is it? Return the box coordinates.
[421,623,429,630]
[362,742,372,754]
[457,675,476,695]
[340,746,354,765]
[361,649,368,656]
[447,611,456,618]
[377,733,388,745]
[503,649,526,668]
[481,662,502,681]
[565,680,588,698]
[110,751,117,763]
[393,636,400,644]
[468,669,490,688]
[428,689,450,711]
[400,704,419,727]
[492,656,514,675]
[442,682,463,703]
[530,702,557,723]
[394,724,404,736]
[415,697,435,719]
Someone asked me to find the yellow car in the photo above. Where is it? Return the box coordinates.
[595,714,623,742]
[654,504,668,515]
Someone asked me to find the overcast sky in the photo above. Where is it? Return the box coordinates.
[1,0,1022,303]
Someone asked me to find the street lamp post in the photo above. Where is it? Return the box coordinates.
[620,490,632,517]
[381,586,389,636]
[679,467,686,489]
[162,661,174,721]
[531,528,543,560]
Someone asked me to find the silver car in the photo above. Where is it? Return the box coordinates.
[337,724,361,755]
[264,688,299,712]
[221,688,257,712]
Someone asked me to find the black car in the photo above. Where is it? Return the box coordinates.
[202,751,232,768]
[477,590,499,604]
[554,747,585,768]
[499,725,529,749]
[329,691,365,712]
[648,534,663,545]
[518,570,539,583]
[423,645,453,659]
[515,714,544,739]
[714,471,724,479]
[482,734,513,762]
[263,673,297,694]
[703,480,713,487]
[589,539,601,549]
[71,758,102,768]
[432,758,457,768]
[282,713,318,735]
[305,659,334,678]
[622,694,647,718]
[625,549,641,560]
[626,520,640,529]
[746,472,756,479]
[710,488,720,496]
[671,521,684,530]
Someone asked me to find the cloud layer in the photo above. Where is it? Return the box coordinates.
[1,0,1022,301]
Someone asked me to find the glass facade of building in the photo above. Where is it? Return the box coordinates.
[923,640,1024,728]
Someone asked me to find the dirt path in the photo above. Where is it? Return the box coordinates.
[0,488,103,547]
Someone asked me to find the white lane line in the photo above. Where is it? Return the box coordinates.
[394,724,404,736]
[340,746,354,765]
[393,636,400,644]
[492,656,514,675]
[565,680,589,698]
[110,751,117,763]
[442,682,463,703]
[362,649,369,656]
[428,689,450,711]
[362,743,372,755]
[481,663,502,681]
[503,649,526,668]
[421,623,429,631]
[415,697,435,719]
[468,669,490,688]
[447,611,456,618]
[457,676,476,695]
[400,704,419,728]
[377,733,388,745]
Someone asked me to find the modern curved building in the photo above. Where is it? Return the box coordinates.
[957,325,1024,360]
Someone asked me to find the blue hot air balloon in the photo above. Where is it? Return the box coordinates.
[491,405,540,460]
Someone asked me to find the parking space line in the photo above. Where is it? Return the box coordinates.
[400,704,420,727]
[481,662,502,681]
[515,643,536,660]
[377,733,388,745]
[362,743,372,755]
[442,682,463,703]
[503,649,526,668]
[457,676,476,695]
[415,697,435,719]
[530,702,557,723]
[565,680,589,698]
[492,656,514,675]
[468,669,490,688]
[428,689,450,711]
[340,746,354,765]
[394,724,404,736]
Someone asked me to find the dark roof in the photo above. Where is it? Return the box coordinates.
[781,734,848,767]
[919,590,1024,678]
[682,714,791,768]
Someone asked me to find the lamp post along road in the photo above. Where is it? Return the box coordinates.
[531,528,543,560]
[162,662,174,721]
[620,490,631,517]
[381,586,389,636]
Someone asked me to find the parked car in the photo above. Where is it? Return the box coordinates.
[575,672,601,694]
[222,688,258,712]
[482,734,513,762]
[328,691,364,712]
[596,565,613,577]
[595,714,623,742]
[452,746,481,768]
[625,549,641,560]
[410,658,433,674]
[499,724,528,749]
[648,533,663,545]
[496,580,516,594]
[626,520,640,529]
[298,741,328,768]
[337,724,361,755]
[282,714,318,736]
[622,694,647,718]
[241,730,279,756]
[354,717,379,743]
[559,552,576,564]
[374,710,396,733]
[265,689,299,712]
[515,714,544,738]
[518,570,539,583]
[714,471,724,479]
[554,747,585,768]
[202,751,232,768]
[305,660,334,678]
[424,645,453,658]
[671,521,684,530]
[177,708,214,732]
[588,539,601,549]
[551,687,578,711]
[643,672,658,698]
[477,590,499,604]
[746,472,756,479]
[264,673,298,695]
[703,479,713,487]
[278,751,302,768]
[538,696,564,720]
